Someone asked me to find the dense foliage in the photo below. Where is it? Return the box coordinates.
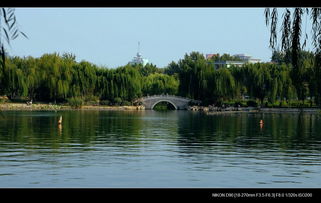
[166,51,317,106]
[0,50,319,107]
[265,8,321,105]
[0,53,178,105]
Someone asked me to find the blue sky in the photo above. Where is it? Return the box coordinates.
[10,8,282,68]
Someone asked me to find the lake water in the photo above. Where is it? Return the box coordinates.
[0,110,321,187]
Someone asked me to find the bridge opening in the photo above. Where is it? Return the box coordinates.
[153,101,177,111]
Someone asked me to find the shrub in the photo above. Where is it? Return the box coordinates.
[279,100,288,107]
[83,95,99,105]
[99,100,111,106]
[86,100,99,106]
[286,100,313,107]
[113,97,122,106]
[67,97,83,109]
[9,96,28,103]
[121,101,132,106]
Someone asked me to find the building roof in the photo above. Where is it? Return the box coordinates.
[205,54,219,60]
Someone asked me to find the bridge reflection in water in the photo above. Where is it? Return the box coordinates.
[134,95,201,110]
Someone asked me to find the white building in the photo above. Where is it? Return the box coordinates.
[213,60,245,69]
[233,54,261,64]
[211,54,261,69]
[129,42,149,66]
[129,52,149,66]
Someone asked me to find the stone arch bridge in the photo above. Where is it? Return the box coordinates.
[134,95,201,110]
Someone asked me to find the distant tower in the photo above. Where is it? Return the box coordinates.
[136,41,142,59]
[129,41,149,66]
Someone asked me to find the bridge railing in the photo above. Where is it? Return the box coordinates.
[134,94,201,103]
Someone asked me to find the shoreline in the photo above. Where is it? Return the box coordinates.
[202,107,321,115]
[0,103,320,113]
[189,106,321,114]
[0,103,144,111]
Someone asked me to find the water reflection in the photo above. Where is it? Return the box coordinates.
[2,111,321,151]
[0,111,147,149]
[0,110,321,187]
[176,112,321,151]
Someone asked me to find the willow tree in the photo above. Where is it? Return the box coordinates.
[142,73,179,95]
[0,8,27,95]
[214,68,236,100]
[265,8,321,104]
[176,52,213,100]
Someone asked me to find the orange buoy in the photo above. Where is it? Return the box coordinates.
[58,116,62,125]
[259,119,264,129]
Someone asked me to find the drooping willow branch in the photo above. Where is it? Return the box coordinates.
[0,8,28,68]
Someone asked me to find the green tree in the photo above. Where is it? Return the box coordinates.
[142,73,179,95]
[0,8,27,97]
[164,61,180,76]
[265,8,321,105]
[137,63,161,76]
[176,52,213,101]
[211,68,236,102]
[4,58,28,99]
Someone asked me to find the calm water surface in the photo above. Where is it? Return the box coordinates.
[0,110,321,187]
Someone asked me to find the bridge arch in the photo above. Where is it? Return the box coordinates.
[150,100,178,110]
[134,95,201,110]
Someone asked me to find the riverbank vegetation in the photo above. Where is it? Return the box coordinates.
[0,50,319,108]
[166,50,317,107]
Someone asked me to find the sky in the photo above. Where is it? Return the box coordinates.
[9,8,284,68]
